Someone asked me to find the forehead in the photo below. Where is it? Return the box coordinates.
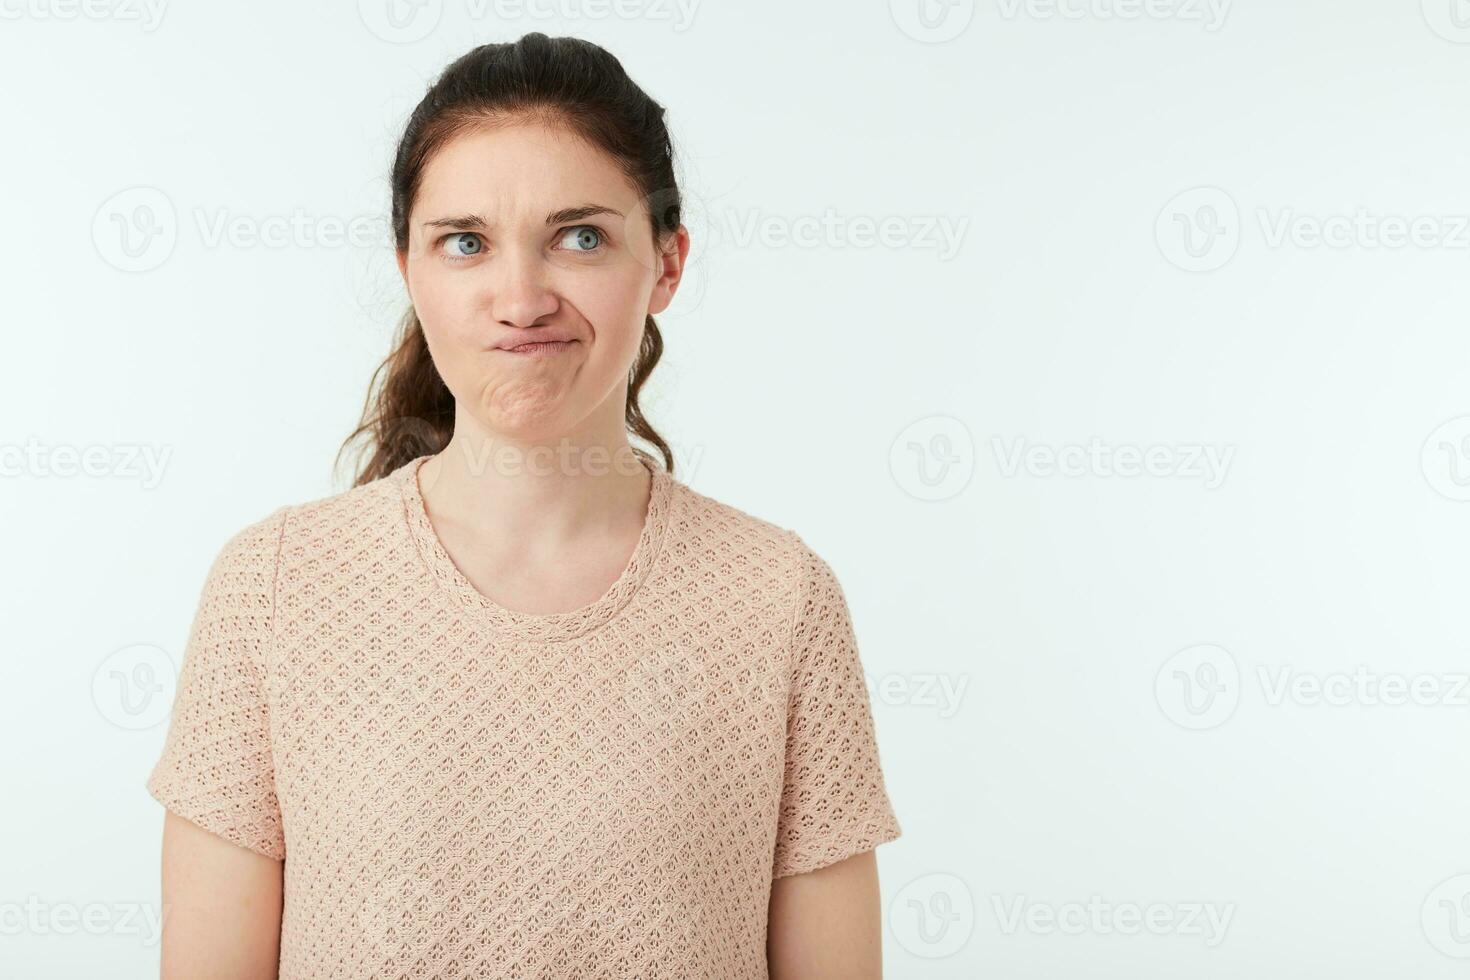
[413,119,640,221]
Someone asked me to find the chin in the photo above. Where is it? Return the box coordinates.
[479,388,578,445]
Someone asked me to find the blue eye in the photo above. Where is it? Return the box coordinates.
[560,225,603,252]
[443,232,483,258]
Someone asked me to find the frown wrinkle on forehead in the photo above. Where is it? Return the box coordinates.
[410,121,642,238]
[421,204,627,234]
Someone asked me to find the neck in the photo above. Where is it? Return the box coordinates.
[419,415,652,552]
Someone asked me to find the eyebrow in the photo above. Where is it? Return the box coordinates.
[421,204,625,231]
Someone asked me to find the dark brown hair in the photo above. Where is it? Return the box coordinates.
[337,33,680,487]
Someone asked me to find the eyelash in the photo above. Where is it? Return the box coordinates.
[437,224,608,263]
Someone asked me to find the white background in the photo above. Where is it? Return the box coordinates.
[3,0,1470,976]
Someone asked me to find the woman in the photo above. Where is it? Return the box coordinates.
[146,33,901,979]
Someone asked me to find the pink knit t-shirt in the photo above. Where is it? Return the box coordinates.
[145,453,902,978]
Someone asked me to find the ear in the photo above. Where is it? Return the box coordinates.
[646,225,691,317]
[395,248,410,293]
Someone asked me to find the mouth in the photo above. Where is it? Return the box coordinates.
[497,340,579,356]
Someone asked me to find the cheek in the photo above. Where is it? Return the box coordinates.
[408,265,483,358]
[563,266,650,358]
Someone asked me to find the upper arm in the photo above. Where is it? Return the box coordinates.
[771,532,902,878]
[767,849,884,980]
[767,533,901,975]
[147,506,291,974]
[160,810,283,980]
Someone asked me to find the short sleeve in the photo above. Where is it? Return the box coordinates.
[771,532,902,879]
[145,505,291,861]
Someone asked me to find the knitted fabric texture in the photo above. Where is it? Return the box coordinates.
[145,454,902,978]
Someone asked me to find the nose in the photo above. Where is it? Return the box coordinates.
[488,245,560,328]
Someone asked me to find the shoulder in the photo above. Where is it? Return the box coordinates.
[208,460,411,582]
[274,459,414,558]
[661,475,840,610]
[673,477,857,653]
[200,504,290,596]
[664,474,803,566]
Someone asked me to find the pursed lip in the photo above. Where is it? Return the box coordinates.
[493,330,579,351]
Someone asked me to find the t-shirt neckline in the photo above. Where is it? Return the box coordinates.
[395,451,673,643]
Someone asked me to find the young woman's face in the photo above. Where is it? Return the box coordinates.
[397,118,685,452]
